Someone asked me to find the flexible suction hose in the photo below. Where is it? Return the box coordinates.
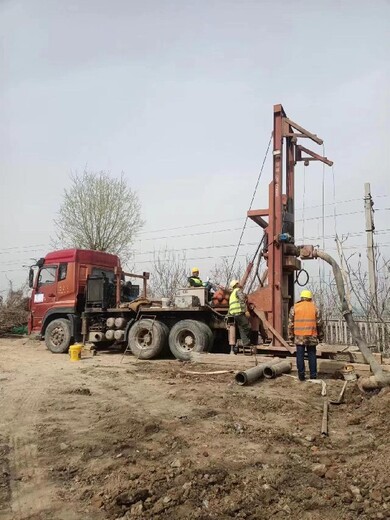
[314,250,389,388]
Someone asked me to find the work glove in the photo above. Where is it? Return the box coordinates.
[245,311,250,318]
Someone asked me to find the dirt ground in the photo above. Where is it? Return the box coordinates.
[0,339,389,520]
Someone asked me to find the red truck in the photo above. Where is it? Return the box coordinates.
[29,249,121,351]
[28,248,231,358]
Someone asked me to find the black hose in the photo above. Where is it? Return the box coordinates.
[247,247,264,293]
[295,269,309,287]
[205,304,226,318]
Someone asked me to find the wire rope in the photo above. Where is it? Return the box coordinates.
[302,163,307,242]
[227,131,273,284]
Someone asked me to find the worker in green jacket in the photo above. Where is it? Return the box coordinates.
[188,267,203,287]
[229,279,251,351]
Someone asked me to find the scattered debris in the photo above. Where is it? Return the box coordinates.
[2,339,390,520]
[66,387,92,396]
[312,463,327,477]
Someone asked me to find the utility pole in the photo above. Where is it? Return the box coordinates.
[364,183,378,314]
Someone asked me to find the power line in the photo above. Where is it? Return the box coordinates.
[133,252,251,266]
[3,227,390,266]
[2,241,390,275]
[138,217,244,235]
[137,209,389,243]
[139,225,252,242]
[0,243,48,252]
[0,197,388,254]
[132,230,390,258]
[0,246,48,256]
[1,204,389,266]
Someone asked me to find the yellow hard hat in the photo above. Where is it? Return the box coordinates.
[191,267,199,274]
[300,289,312,299]
[230,279,240,289]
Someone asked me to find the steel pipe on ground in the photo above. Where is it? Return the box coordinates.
[235,358,281,386]
[263,360,292,379]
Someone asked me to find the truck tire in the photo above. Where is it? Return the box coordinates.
[195,322,214,352]
[45,318,72,353]
[128,319,168,360]
[169,320,209,360]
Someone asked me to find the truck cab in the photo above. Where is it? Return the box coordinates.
[29,249,121,352]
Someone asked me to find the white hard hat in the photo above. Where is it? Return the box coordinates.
[230,279,240,289]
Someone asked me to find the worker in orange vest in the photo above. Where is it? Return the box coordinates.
[288,290,324,381]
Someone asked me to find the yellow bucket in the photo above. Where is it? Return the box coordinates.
[69,343,83,362]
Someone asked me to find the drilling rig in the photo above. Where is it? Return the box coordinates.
[241,104,333,352]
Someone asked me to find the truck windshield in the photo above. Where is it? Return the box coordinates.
[38,266,57,287]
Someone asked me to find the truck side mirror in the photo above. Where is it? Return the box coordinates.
[29,268,34,288]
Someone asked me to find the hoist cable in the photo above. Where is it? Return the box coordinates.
[302,163,307,242]
[321,144,326,252]
[331,164,338,236]
[245,234,266,293]
[227,131,273,284]
[318,144,326,306]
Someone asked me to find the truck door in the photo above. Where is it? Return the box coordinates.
[30,265,58,333]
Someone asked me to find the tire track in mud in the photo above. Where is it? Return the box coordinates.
[1,369,56,520]
[0,436,11,520]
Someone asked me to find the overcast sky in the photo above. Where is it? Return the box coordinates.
[1,0,389,292]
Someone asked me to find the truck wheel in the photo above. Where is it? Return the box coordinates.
[45,318,72,353]
[169,320,209,360]
[195,322,214,352]
[128,319,168,359]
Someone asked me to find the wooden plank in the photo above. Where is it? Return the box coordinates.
[252,308,294,353]
[189,353,274,368]
[188,353,390,376]
[317,344,382,364]
[317,359,390,374]
[255,343,382,364]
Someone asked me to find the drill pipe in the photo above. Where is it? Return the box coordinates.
[263,360,292,379]
[235,358,281,386]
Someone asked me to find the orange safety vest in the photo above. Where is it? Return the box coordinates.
[293,300,317,336]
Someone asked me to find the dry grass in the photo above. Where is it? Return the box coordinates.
[0,285,29,334]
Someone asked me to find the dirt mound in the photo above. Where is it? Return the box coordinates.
[37,374,390,519]
[1,340,389,520]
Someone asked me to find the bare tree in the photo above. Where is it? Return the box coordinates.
[0,282,29,334]
[344,251,390,320]
[210,256,249,287]
[314,237,390,350]
[311,276,341,322]
[54,171,144,257]
[148,248,188,300]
